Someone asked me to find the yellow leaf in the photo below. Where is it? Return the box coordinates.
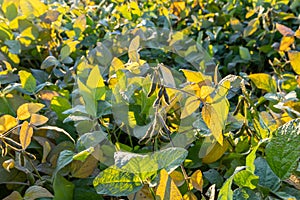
[20,0,47,18]
[109,57,125,76]
[202,140,229,164]
[17,103,45,120]
[2,159,15,172]
[42,141,51,163]
[73,14,86,34]
[0,115,18,135]
[170,170,185,187]
[181,96,201,119]
[190,170,203,191]
[183,192,197,200]
[128,186,153,200]
[295,28,300,39]
[30,114,48,126]
[170,2,186,17]
[288,51,300,74]
[181,69,212,83]
[156,169,183,200]
[276,23,295,36]
[19,121,33,150]
[199,86,215,100]
[279,36,294,51]
[202,104,224,145]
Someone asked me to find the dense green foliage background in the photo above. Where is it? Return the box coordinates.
[0,0,300,199]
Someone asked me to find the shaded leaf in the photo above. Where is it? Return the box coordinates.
[2,159,15,172]
[233,188,260,200]
[53,150,74,176]
[181,96,201,119]
[30,114,48,126]
[19,121,34,150]
[93,165,143,196]
[156,169,183,200]
[3,191,22,200]
[24,186,53,200]
[71,154,98,178]
[170,170,185,187]
[41,56,60,69]
[128,35,140,63]
[202,140,229,164]
[53,173,74,200]
[239,46,251,60]
[265,119,300,180]
[244,18,260,37]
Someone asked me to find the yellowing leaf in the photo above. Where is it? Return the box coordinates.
[42,141,51,163]
[128,186,153,200]
[0,115,18,135]
[288,51,300,74]
[248,73,276,93]
[199,86,215,100]
[2,159,15,172]
[183,192,197,200]
[202,140,229,164]
[190,170,203,191]
[18,70,36,93]
[20,121,33,150]
[181,69,212,83]
[279,36,294,51]
[73,14,86,36]
[20,0,47,18]
[30,114,48,126]
[244,18,260,37]
[202,104,223,145]
[17,103,45,120]
[295,28,300,39]
[276,23,295,36]
[156,169,183,200]
[181,96,201,119]
[170,170,185,187]
[109,57,125,76]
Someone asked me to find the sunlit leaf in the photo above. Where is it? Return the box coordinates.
[248,73,276,93]
[109,57,125,76]
[30,114,48,126]
[17,103,44,120]
[73,14,86,36]
[190,170,203,191]
[181,69,212,83]
[73,147,94,162]
[0,115,18,135]
[288,51,300,74]
[276,23,295,36]
[244,18,260,37]
[38,126,75,143]
[18,70,36,93]
[181,96,201,119]
[170,1,186,17]
[279,36,294,51]
[50,96,71,121]
[156,169,183,200]
[202,104,224,145]
[233,170,259,189]
[19,121,34,150]
[183,192,197,200]
[20,0,47,18]
[2,159,15,172]
[93,165,143,196]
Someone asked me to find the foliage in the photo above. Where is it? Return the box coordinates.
[0,0,300,199]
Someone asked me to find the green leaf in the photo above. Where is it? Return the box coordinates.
[254,157,281,191]
[18,70,36,93]
[239,46,251,61]
[24,186,53,200]
[53,150,74,176]
[233,170,259,189]
[77,78,96,116]
[5,40,21,54]
[50,96,72,121]
[53,173,74,200]
[114,147,188,176]
[288,51,300,74]
[93,165,143,196]
[265,119,300,180]
[233,188,260,200]
[2,2,18,21]
[248,73,276,93]
[77,131,107,151]
[73,147,94,162]
[41,56,60,69]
